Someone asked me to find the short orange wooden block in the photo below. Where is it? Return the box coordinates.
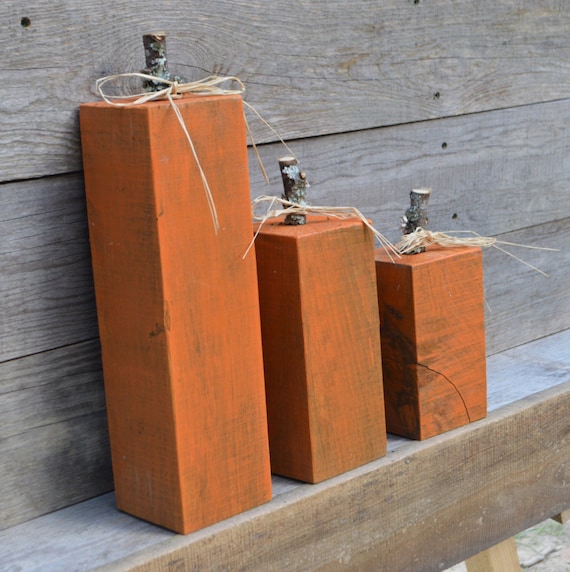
[255,216,387,483]
[375,246,487,440]
[79,94,272,534]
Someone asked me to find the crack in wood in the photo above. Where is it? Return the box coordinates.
[416,362,472,422]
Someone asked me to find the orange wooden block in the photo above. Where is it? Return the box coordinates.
[79,94,271,533]
[375,246,487,440]
[255,216,387,483]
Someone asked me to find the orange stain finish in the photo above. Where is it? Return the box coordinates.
[255,217,387,483]
[80,94,271,533]
[375,246,487,440]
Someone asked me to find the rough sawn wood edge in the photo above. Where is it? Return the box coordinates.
[95,381,570,572]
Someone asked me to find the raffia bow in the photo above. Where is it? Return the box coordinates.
[95,73,295,234]
[395,227,558,277]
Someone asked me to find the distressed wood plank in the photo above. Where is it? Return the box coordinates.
[96,380,570,572]
[4,1,570,179]
[1,331,568,571]
[248,98,570,244]
[2,101,568,362]
[465,538,520,572]
[0,339,112,531]
[0,174,98,362]
[482,218,570,355]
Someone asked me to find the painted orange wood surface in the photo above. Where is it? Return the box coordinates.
[79,94,271,534]
[375,246,487,440]
[255,216,387,483]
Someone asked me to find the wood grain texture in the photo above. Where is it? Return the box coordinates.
[255,216,386,482]
[80,95,271,533]
[375,246,487,439]
[0,339,113,531]
[465,538,520,572]
[1,329,568,570]
[482,217,570,356]
[4,1,570,180]
[86,381,570,571]
[0,174,98,362]
[2,100,568,363]
[247,98,570,244]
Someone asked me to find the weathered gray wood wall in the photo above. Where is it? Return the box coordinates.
[1,0,569,531]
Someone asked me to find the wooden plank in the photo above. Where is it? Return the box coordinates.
[1,336,568,571]
[0,339,113,531]
[255,218,386,482]
[0,174,98,362]
[487,329,570,411]
[247,105,570,354]
[80,95,272,534]
[482,218,570,355]
[375,246,487,439]
[99,380,570,571]
[1,102,568,363]
[247,98,570,243]
[465,537,520,572]
[4,1,570,180]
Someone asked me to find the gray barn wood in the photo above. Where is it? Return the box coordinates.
[1,331,568,570]
[3,1,570,180]
[0,0,569,567]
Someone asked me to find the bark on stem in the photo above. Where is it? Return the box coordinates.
[279,157,309,225]
[401,188,431,254]
[141,32,184,92]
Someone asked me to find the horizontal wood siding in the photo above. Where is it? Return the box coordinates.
[0,0,568,533]
[0,174,98,362]
[0,340,113,530]
[3,1,570,180]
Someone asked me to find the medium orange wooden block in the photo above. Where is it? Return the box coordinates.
[375,246,487,440]
[255,216,387,483]
[79,94,271,533]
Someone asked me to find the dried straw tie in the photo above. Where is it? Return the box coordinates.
[243,195,400,259]
[96,73,292,233]
[395,227,558,277]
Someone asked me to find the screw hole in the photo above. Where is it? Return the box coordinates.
[441,142,448,149]
[21,17,31,28]
[452,213,458,220]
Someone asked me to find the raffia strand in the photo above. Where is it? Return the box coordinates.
[243,195,400,260]
[96,73,291,233]
[395,228,558,277]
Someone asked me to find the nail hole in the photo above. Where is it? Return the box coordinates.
[20,17,31,28]
[452,213,458,220]
[434,92,440,99]
[441,142,448,149]
[414,0,420,4]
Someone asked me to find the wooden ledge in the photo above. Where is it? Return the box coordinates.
[1,330,569,571]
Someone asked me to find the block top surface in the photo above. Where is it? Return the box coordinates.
[80,92,243,111]
[254,215,366,239]
[375,245,482,267]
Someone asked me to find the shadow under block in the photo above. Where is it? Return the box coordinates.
[375,246,487,440]
[255,217,387,483]
[79,94,271,534]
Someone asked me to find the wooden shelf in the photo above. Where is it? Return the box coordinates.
[1,329,569,571]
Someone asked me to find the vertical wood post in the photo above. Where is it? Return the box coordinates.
[80,91,271,533]
[375,245,487,439]
[255,216,387,482]
[465,537,521,572]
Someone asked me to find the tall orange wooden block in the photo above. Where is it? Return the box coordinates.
[375,246,487,440]
[79,94,271,533]
[255,217,387,483]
